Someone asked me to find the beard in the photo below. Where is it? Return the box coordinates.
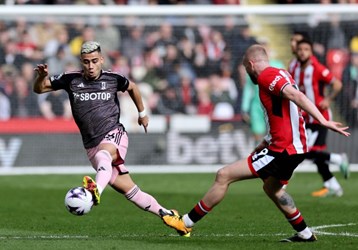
[298,57,309,65]
[248,73,258,85]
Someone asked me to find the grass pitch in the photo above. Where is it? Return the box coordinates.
[0,172,357,250]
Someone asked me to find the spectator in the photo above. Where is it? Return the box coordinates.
[193,43,210,77]
[0,86,10,120]
[221,15,241,73]
[154,86,185,115]
[111,56,131,77]
[233,23,257,86]
[69,25,95,56]
[312,14,349,78]
[232,24,257,112]
[7,16,28,43]
[177,69,197,114]
[158,44,181,87]
[20,62,37,87]
[46,45,77,75]
[178,36,196,79]
[209,72,235,120]
[38,90,72,120]
[95,15,121,62]
[340,51,358,127]
[15,30,43,64]
[194,77,213,115]
[178,16,201,45]
[206,29,226,66]
[28,17,64,51]
[0,39,27,70]
[141,47,165,92]
[121,25,146,66]
[10,75,39,117]
[43,26,73,60]
[154,22,178,60]
[198,25,224,74]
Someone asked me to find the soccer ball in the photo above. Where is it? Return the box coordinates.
[64,187,93,216]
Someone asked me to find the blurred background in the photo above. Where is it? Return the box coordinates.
[0,0,357,172]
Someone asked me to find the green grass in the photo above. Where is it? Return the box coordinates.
[0,172,357,250]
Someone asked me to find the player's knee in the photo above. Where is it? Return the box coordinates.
[215,167,231,184]
[95,149,112,162]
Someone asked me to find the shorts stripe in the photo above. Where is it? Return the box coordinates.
[252,154,275,173]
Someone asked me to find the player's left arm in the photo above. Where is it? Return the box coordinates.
[282,84,350,137]
[126,80,148,133]
[320,78,342,110]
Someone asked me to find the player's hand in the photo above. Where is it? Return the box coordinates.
[138,116,148,133]
[34,64,49,78]
[323,120,350,137]
[319,98,330,110]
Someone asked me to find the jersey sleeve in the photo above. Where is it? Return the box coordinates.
[315,63,334,85]
[115,74,130,92]
[258,68,293,96]
[50,73,71,91]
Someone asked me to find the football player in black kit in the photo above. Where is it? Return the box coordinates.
[33,41,177,223]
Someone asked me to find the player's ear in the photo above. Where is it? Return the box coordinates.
[249,60,255,69]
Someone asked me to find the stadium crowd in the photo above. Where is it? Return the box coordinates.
[0,11,357,127]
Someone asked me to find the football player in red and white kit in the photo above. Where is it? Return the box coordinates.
[160,44,350,242]
[288,31,310,75]
[291,39,349,197]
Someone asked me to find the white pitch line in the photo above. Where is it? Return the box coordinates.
[311,223,356,230]
[311,223,358,237]
[1,223,357,240]
[0,235,89,240]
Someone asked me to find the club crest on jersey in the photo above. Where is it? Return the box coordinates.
[100,82,107,90]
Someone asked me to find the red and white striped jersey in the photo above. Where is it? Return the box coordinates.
[257,67,308,155]
[290,57,333,124]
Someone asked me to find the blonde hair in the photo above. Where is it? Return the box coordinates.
[243,44,269,64]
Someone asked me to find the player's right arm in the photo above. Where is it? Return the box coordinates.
[33,64,54,94]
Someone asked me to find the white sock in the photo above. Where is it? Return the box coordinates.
[183,214,195,228]
[324,177,341,190]
[329,153,342,165]
[298,227,313,239]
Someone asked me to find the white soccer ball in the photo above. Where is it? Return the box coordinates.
[64,187,94,216]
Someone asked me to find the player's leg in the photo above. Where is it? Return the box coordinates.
[259,151,316,242]
[322,151,350,179]
[263,176,316,242]
[84,143,117,205]
[307,125,344,197]
[110,170,172,217]
[160,157,256,235]
[306,150,350,178]
[84,127,127,205]
[311,156,343,197]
